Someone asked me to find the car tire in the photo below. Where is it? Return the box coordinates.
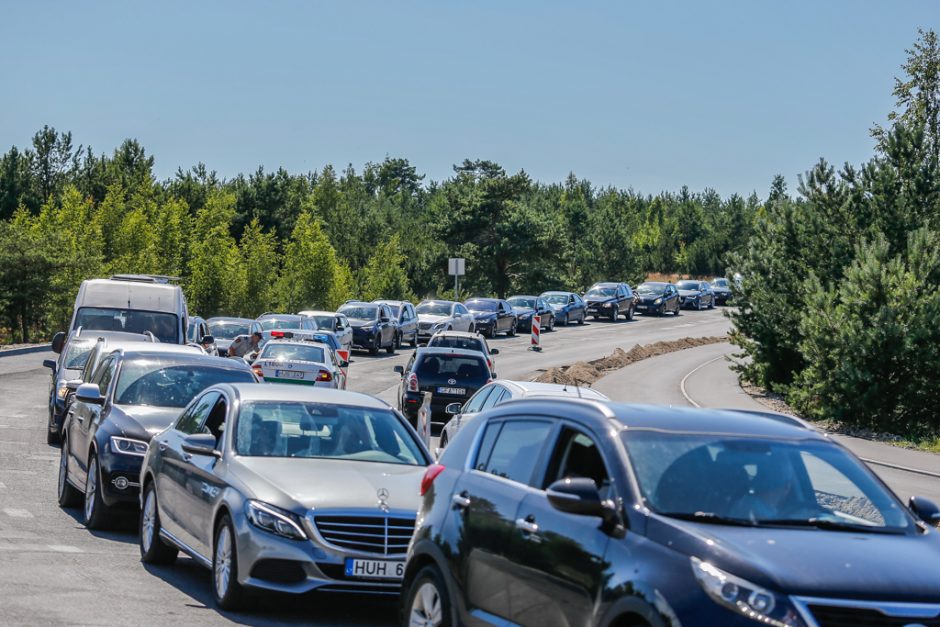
[708,298,715,310]
[561,314,569,326]
[625,305,634,321]
[57,438,81,508]
[387,335,396,354]
[547,315,555,331]
[213,514,247,611]
[577,313,585,325]
[369,335,380,356]
[439,432,448,449]
[410,333,418,348]
[592,315,599,320]
[47,419,60,445]
[403,564,453,627]
[140,482,178,565]
[507,322,516,337]
[83,453,112,530]
[610,305,619,322]
[673,304,681,316]
[395,333,403,350]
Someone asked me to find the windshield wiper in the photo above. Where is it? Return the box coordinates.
[660,511,757,526]
[756,517,901,534]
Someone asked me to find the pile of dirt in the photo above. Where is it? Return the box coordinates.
[533,336,727,386]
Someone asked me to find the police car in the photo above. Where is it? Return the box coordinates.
[250,336,348,389]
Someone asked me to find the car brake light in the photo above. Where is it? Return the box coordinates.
[316,369,333,382]
[407,372,419,392]
[270,331,284,338]
[251,365,264,379]
[420,463,445,496]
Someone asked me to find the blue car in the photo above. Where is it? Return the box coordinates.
[402,400,940,627]
[539,290,587,326]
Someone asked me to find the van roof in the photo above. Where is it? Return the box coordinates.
[77,279,183,314]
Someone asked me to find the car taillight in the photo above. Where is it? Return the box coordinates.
[316,369,333,382]
[407,372,419,392]
[420,463,445,496]
[252,365,264,379]
[270,331,285,338]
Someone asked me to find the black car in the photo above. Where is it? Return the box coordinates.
[394,347,492,431]
[375,299,419,348]
[539,291,587,326]
[463,298,517,338]
[43,329,154,444]
[506,295,555,332]
[403,400,940,627]
[206,317,254,356]
[583,281,635,322]
[710,277,733,305]
[57,345,256,529]
[337,301,398,355]
[676,279,716,310]
[634,281,681,316]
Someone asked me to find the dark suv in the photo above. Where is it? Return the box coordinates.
[463,298,517,338]
[338,301,398,355]
[583,281,635,321]
[394,347,492,430]
[402,400,940,627]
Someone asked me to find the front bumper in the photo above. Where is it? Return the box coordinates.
[98,446,144,506]
[350,329,377,349]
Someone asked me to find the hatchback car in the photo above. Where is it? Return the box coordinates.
[506,295,555,332]
[338,301,398,355]
[539,291,586,326]
[57,345,256,529]
[403,400,940,627]
[463,298,517,338]
[374,300,419,348]
[206,317,254,357]
[583,281,635,321]
[415,300,474,342]
[710,277,734,305]
[138,384,432,609]
[676,279,716,310]
[250,339,347,389]
[634,282,681,316]
[394,348,492,430]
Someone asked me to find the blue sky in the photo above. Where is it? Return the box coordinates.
[1,1,936,196]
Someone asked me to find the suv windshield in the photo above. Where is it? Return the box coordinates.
[235,402,425,465]
[259,343,326,363]
[622,431,910,531]
[259,317,302,331]
[507,297,535,308]
[676,281,700,290]
[542,294,569,305]
[115,360,255,408]
[74,307,179,344]
[416,302,452,316]
[64,339,96,370]
[417,354,488,380]
[307,315,335,329]
[586,286,617,297]
[208,321,250,339]
[465,300,497,312]
[711,278,730,287]
[338,305,379,321]
[637,284,666,295]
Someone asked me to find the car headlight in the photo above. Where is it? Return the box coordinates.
[519,313,531,320]
[691,558,800,626]
[245,500,307,540]
[360,325,374,332]
[56,380,69,400]
[432,322,447,330]
[602,302,612,307]
[654,298,663,304]
[110,436,149,457]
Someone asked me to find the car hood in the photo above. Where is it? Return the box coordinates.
[469,311,497,320]
[584,296,616,305]
[234,457,426,512]
[548,303,567,310]
[647,516,940,601]
[636,293,664,301]
[678,289,700,297]
[347,319,379,329]
[511,307,535,316]
[110,405,184,440]
[417,314,449,324]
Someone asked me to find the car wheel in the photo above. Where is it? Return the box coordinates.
[547,315,555,331]
[140,482,178,564]
[213,514,247,610]
[84,453,112,530]
[47,418,60,445]
[561,314,569,326]
[674,304,681,316]
[387,335,397,354]
[592,315,599,320]
[708,298,715,310]
[395,333,403,350]
[697,298,704,311]
[410,333,418,348]
[610,305,619,322]
[369,335,380,356]
[507,322,516,337]
[625,305,634,321]
[57,438,81,508]
[577,312,585,325]
[404,564,452,627]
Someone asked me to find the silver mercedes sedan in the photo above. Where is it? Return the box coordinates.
[137,383,432,609]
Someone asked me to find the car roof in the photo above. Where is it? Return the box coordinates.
[207,316,254,324]
[224,383,390,409]
[373,300,408,306]
[590,282,621,287]
[260,339,332,351]
[417,347,487,359]
[493,380,610,401]
[465,297,500,302]
[638,281,669,287]
[257,313,305,320]
[112,344,214,359]
[418,300,456,305]
[540,290,574,295]
[431,331,482,340]
[507,295,539,299]
[72,330,154,343]
[297,310,337,316]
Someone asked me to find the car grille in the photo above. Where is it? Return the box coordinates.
[805,603,940,627]
[313,514,416,556]
[418,322,434,330]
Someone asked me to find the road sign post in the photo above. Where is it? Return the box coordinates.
[448,258,465,301]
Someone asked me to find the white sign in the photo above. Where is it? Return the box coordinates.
[448,258,465,276]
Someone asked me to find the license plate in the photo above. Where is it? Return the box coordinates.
[437,386,466,395]
[344,558,405,580]
[636,305,648,310]
[275,369,304,379]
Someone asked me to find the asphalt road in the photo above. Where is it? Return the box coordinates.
[2,307,937,625]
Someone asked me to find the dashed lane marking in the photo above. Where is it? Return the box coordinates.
[0,481,6,489]
[0,543,83,554]
[3,508,34,519]
[48,545,83,553]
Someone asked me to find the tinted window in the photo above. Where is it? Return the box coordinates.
[115,360,255,408]
[416,355,488,380]
[338,305,379,320]
[208,321,251,339]
[542,294,567,305]
[508,297,535,308]
[586,286,616,297]
[477,420,552,484]
[637,283,666,295]
[455,304,468,315]
[258,317,302,331]
[427,336,485,353]
[75,307,179,344]
[466,300,497,312]
[676,281,700,290]
[464,386,494,413]
[92,356,116,395]
[177,391,220,435]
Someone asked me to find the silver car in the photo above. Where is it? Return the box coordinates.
[138,383,432,609]
[438,380,610,449]
[415,300,474,342]
[296,310,353,353]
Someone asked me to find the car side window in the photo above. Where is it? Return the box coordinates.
[464,386,494,413]
[177,391,220,435]
[91,356,116,396]
[476,420,553,485]
[455,304,468,315]
[80,346,101,383]
[482,386,509,409]
[203,395,229,442]
[544,427,611,493]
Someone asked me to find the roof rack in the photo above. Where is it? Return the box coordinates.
[109,274,180,284]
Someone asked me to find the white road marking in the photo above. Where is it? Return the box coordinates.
[3,508,34,519]
[679,355,728,408]
[48,545,83,553]
[0,481,6,489]
[27,454,59,462]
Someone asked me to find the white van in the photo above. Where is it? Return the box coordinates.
[55,275,189,350]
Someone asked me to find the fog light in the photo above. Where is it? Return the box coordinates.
[112,476,129,490]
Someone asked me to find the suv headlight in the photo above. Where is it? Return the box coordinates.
[360,325,374,332]
[56,380,69,400]
[691,558,801,626]
[654,298,663,304]
[245,500,307,540]
[110,436,148,456]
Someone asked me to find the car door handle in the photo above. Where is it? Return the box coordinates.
[452,492,471,509]
[515,516,539,535]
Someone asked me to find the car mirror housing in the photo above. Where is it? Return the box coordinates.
[394,365,404,375]
[43,359,57,371]
[444,402,462,415]
[909,495,940,526]
[75,383,104,405]
[547,478,624,535]
[489,348,499,355]
[181,433,221,459]
[51,331,66,354]
[200,335,215,345]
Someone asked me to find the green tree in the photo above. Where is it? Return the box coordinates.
[360,234,415,301]
[278,211,349,311]
[238,219,280,317]
[187,191,243,316]
[0,209,56,341]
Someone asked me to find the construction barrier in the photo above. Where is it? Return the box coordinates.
[336,349,350,379]
[417,391,432,449]
[530,315,542,352]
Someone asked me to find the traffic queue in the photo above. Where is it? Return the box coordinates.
[39,274,940,627]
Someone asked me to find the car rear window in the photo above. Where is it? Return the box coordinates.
[427,336,484,353]
[416,354,488,380]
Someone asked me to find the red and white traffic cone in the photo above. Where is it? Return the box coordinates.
[530,315,542,352]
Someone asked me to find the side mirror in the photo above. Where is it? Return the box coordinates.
[489,348,499,355]
[380,316,390,323]
[75,383,104,405]
[445,402,462,415]
[51,331,66,354]
[200,335,215,345]
[547,478,626,536]
[909,496,940,525]
[394,365,404,375]
[181,433,221,459]
[43,359,57,371]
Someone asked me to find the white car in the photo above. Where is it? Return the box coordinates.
[415,300,474,342]
[250,339,347,389]
[297,310,353,352]
[438,380,610,449]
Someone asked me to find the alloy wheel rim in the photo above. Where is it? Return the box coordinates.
[215,526,232,598]
[142,489,156,552]
[84,458,97,522]
[409,582,443,627]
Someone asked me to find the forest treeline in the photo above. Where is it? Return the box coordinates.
[0,132,757,343]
